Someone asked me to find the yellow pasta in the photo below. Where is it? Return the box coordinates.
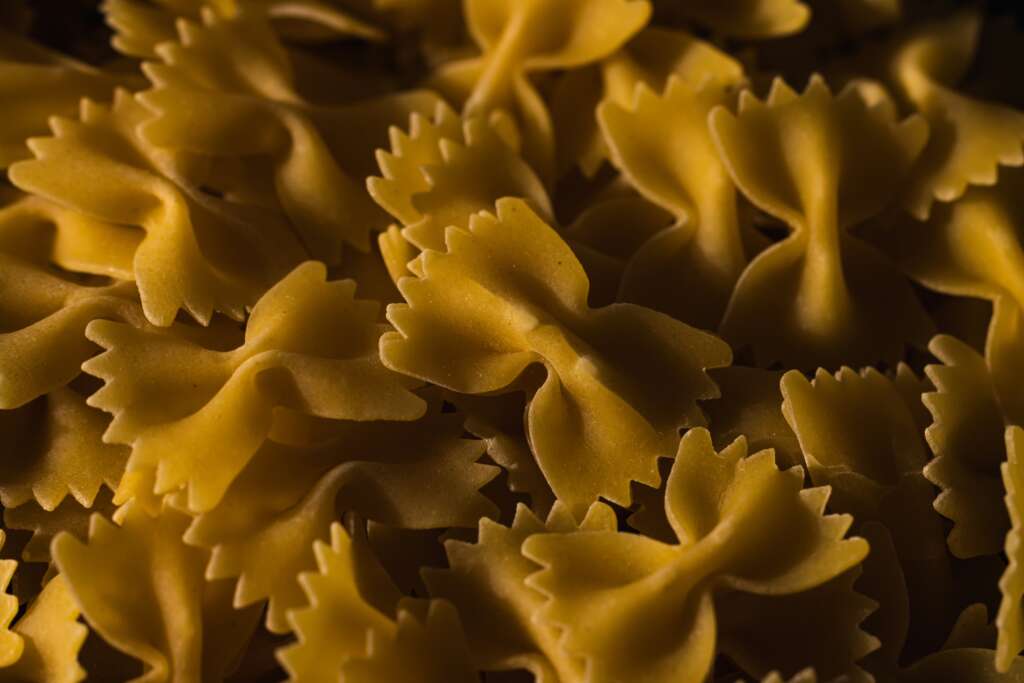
[4,2,1024,680]
[382,198,731,515]
[521,429,867,683]
[711,75,933,369]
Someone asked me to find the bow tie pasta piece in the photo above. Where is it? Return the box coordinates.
[185,407,497,633]
[999,426,1024,672]
[0,199,147,409]
[382,198,732,516]
[0,388,127,513]
[781,367,953,652]
[891,9,1024,219]
[653,0,809,39]
[280,522,477,683]
[0,32,134,168]
[138,8,437,260]
[922,335,1015,558]
[423,503,614,681]
[878,173,1024,422]
[710,75,933,369]
[428,0,651,180]
[521,428,868,683]
[0,575,86,683]
[369,102,552,253]
[82,261,425,513]
[52,504,262,683]
[9,91,307,327]
[600,76,748,329]
[102,0,384,59]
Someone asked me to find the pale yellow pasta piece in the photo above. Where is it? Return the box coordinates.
[428,0,651,180]
[82,261,425,513]
[368,101,551,253]
[139,7,437,260]
[52,503,262,683]
[0,31,133,167]
[781,367,953,649]
[9,91,306,326]
[654,0,810,39]
[185,406,497,633]
[382,198,731,515]
[0,388,126,512]
[891,9,1024,219]
[998,426,1024,671]
[280,522,477,682]
[600,76,746,328]
[522,429,868,683]
[710,75,933,368]
[923,335,1010,558]
[424,503,614,681]
[0,576,87,683]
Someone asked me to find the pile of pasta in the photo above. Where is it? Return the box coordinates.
[5,0,1024,681]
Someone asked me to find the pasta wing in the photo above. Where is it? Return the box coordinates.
[877,172,1024,422]
[382,198,731,515]
[4,490,118,565]
[711,75,932,368]
[430,0,650,178]
[103,0,383,59]
[9,91,306,326]
[280,522,476,683]
[51,504,262,683]
[922,335,1009,558]
[522,429,868,683]
[83,261,426,513]
[717,569,878,682]
[368,102,551,252]
[423,503,613,681]
[655,0,810,39]
[185,408,497,633]
[892,9,1024,219]
[0,31,132,167]
[0,197,146,409]
[600,76,746,328]
[0,576,87,683]
[781,366,953,649]
[0,534,22,668]
[0,388,127,512]
[998,426,1024,671]
[139,8,436,260]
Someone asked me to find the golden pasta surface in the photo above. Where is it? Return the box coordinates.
[4,1,1024,681]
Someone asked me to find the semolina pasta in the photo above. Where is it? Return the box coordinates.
[3,1,1024,681]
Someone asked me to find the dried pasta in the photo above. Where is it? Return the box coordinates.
[3,2,1024,681]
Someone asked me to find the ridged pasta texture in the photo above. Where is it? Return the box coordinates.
[4,1,1024,681]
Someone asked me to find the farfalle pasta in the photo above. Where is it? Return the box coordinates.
[4,2,1024,681]
[381,197,731,515]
